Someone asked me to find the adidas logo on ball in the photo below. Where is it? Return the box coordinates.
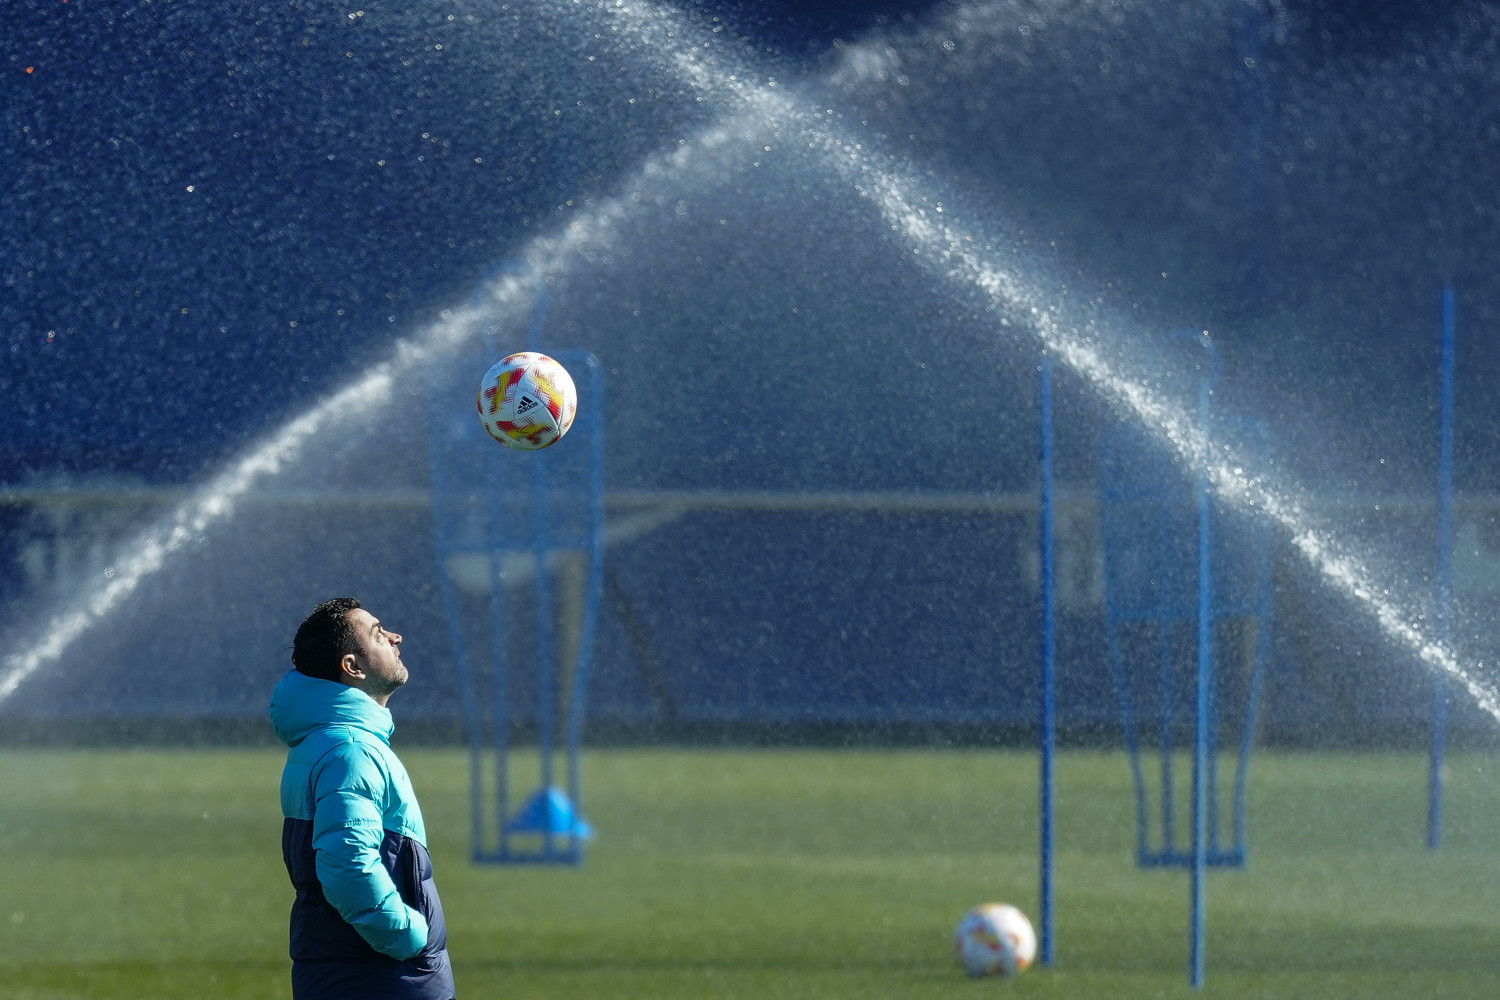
[517,395,538,414]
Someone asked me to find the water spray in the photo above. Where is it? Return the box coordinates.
[4,1,1494,727]
[589,0,1500,721]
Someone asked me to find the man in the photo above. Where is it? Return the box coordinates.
[269,597,456,999]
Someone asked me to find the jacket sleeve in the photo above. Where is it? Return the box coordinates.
[309,744,429,960]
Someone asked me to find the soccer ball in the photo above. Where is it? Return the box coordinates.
[954,903,1036,978]
[477,352,578,451]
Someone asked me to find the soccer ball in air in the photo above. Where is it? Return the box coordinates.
[954,902,1036,978]
[477,352,578,451]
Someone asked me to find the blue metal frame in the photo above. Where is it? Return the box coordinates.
[486,347,603,866]
[1100,332,1271,987]
[1102,425,1271,865]
[426,266,604,865]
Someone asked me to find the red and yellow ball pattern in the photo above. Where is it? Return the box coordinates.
[954,902,1036,978]
[477,352,578,451]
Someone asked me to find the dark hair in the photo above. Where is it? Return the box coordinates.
[291,597,363,682]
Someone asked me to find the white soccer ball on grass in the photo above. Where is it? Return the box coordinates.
[954,902,1036,978]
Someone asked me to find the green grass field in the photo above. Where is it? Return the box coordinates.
[1,746,1498,998]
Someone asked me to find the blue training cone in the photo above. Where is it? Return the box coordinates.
[504,786,593,839]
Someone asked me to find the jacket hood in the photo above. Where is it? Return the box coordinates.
[269,669,394,748]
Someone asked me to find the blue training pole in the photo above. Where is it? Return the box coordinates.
[1038,355,1057,967]
[1431,286,1455,851]
[1190,365,1211,989]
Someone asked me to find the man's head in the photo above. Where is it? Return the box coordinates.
[292,597,409,705]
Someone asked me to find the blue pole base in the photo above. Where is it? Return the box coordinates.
[505,786,594,840]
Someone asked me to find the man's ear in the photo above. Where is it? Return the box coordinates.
[340,652,364,681]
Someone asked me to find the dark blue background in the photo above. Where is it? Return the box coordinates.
[5,1,1498,740]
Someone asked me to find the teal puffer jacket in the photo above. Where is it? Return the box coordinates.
[270,669,454,998]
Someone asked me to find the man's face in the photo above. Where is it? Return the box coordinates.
[345,608,408,702]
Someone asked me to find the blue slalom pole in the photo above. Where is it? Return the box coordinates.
[1190,364,1212,989]
[1038,354,1057,968]
[1431,286,1455,851]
